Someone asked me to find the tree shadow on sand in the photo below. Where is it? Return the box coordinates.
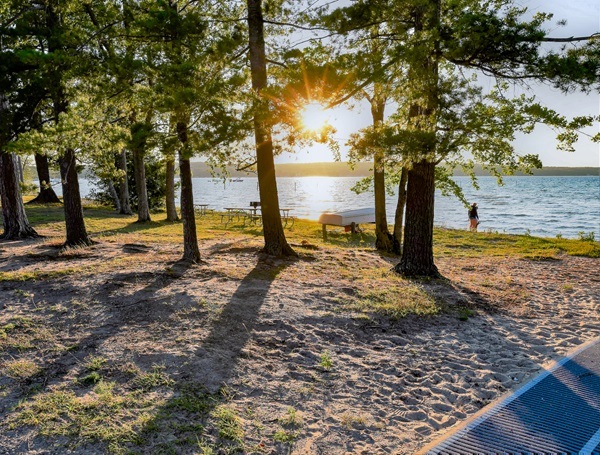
[115,257,294,453]
[191,260,290,391]
[0,249,295,454]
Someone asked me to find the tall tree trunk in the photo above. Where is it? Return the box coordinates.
[46,1,91,247]
[59,148,92,247]
[371,98,394,253]
[117,149,133,215]
[16,155,24,182]
[177,121,200,262]
[107,179,121,212]
[28,152,61,204]
[392,166,408,254]
[394,161,438,276]
[0,152,39,239]
[247,0,296,257]
[394,0,440,277]
[165,155,178,221]
[131,122,151,223]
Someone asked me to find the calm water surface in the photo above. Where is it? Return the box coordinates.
[71,175,599,239]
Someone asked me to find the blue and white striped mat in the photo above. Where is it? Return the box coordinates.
[422,338,600,454]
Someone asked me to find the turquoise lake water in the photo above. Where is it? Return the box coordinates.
[70,175,599,239]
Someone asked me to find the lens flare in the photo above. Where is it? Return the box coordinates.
[300,102,330,132]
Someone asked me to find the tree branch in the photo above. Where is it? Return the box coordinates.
[542,33,599,42]
[263,19,329,31]
[236,160,257,172]
[266,58,288,69]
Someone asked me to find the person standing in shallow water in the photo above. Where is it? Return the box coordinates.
[468,203,479,232]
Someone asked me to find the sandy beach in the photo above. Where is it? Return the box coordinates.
[0,235,598,454]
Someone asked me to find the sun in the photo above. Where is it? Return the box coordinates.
[300,102,330,133]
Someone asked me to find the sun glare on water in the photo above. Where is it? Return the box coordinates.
[301,102,330,132]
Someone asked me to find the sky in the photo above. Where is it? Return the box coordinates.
[275,0,600,167]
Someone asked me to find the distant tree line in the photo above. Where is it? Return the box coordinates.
[186,162,600,178]
[1,0,598,275]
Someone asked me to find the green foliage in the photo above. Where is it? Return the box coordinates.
[578,231,596,242]
[458,308,476,321]
[133,364,174,391]
[211,405,244,443]
[318,351,333,370]
[322,0,598,226]
[87,150,167,212]
[19,181,38,195]
[80,372,102,386]
[85,356,108,372]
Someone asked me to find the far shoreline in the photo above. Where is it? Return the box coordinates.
[188,161,600,178]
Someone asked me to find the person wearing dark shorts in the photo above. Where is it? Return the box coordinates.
[468,203,479,232]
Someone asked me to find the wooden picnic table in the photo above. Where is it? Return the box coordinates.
[221,207,248,224]
[220,207,295,228]
[194,204,210,216]
[279,208,295,228]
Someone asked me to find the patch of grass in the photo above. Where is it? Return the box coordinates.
[133,364,174,391]
[434,228,599,259]
[1,316,34,334]
[340,412,369,429]
[561,283,574,292]
[0,317,54,353]
[273,407,302,443]
[578,231,596,242]
[79,371,102,386]
[318,351,333,371]
[2,358,42,380]
[196,440,216,455]
[278,407,302,427]
[457,308,476,321]
[273,429,298,443]
[211,404,244,443]
[351,284,439,319]
[23,203,599,259]
[0,268,85,282]
[10,382,159,449]
[167,385,216,414]
[84,355,108,371]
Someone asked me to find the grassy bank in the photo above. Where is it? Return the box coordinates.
[22,201,600,259]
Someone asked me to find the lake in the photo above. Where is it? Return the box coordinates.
[67,175,599,239]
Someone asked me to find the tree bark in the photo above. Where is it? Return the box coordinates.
[371,98,395,253]
[392,166,408,254]
[0,152,39,239]
[394,160,438,276]
[16,155,24,182]
[247,0,296,257]
[117,149,133,215]
[59,148,92,247]
[107,179,121,212]
[165,154,178,221]
[394,0,440,277]
[177,121,200,262]
[131,122,151,223]
[28,153,61,204]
